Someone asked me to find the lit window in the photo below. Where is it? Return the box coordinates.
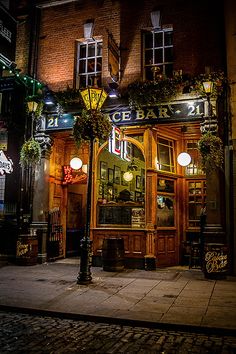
[157,138,175,173]
[143,28,173,80]
[186,140,204,175]
[76,40,102,88]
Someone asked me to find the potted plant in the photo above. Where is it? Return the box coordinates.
[73,109,112,147]
[20,138,41,166]
[198,131,224,172]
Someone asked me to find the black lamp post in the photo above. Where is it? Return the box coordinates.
[19,100,39,231]
[77,86,108,285]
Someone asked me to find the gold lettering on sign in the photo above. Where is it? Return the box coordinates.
[111,112,121,123]
[146,109,158,119]
[16,241,29,257]
[136,110,145,120]
[122,111,131,121]
[158,107,170,118]
[205,251,228,273]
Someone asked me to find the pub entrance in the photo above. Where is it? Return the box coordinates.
[66,185,85,258]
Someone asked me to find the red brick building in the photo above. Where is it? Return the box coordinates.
[1,0,233,273]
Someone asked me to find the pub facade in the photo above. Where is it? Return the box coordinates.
[6,0,232,270]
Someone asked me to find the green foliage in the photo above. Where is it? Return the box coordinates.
[193,71,226,98]
[25,95,44,119]
[198,132,224,172]
[53,87,82,107]
[128,78,182,108]
[73,109,112,148]
[127,71,226,108]
[20,138,41,166]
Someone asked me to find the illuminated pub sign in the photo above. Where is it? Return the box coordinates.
[45,99,205,131]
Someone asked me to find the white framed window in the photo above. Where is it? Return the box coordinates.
[143,27,173,80]
[76,39,102,88]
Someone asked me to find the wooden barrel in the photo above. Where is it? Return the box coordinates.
[102,238,124,272]
[16,234,38,266]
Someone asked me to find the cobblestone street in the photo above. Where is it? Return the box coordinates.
[1,311,236,354]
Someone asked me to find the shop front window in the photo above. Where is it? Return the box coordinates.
[187,180,206,228]
[186,140,204,175]
[97,141,145,228]
[157,138,175,173]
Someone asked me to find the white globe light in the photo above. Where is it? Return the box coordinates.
[177,152,191,167]
[70,157,83,170]
[123,171,134,182]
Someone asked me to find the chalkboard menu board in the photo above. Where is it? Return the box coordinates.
[98,204,144,227]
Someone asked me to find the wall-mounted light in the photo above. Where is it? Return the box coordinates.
[177,152,191,167]
[108,82,119,98]
[84,20,94,39]
[70,157,83,170]
[150,10,161,29]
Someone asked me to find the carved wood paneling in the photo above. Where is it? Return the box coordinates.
[92,229,146,258]
[155,231,177,266]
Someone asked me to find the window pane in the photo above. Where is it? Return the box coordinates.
[88,58,95,72]
[88,43,95,57]
[159,145,170,165]
[80,45,86,58]
[157,196,174,226]
[79,60,86,74]
[97,42,102,56]
[164,31,173,46]
[145,50,153,65]
[154,32,163,47]
[79,75,87,88]
[145,33,153,48]
[154,48,163,63]
[145,67,153,81]
[164,47,173,62]
[97,57,102,72]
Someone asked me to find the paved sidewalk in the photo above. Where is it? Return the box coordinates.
[0,259,235,333]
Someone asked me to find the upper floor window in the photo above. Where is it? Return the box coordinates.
[76,39,102,88]
[143,27,173,80]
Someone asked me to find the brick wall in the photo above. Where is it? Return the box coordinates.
[15,0,226,92]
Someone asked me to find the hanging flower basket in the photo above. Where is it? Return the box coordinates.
[20,138,41,166]
[73,109,112,148]
[198,132,224,172]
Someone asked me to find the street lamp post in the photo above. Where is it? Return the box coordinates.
[19,100,39,231]
[77,86,108,284]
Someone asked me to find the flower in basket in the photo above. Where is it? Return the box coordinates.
[198,131,224,172]
[20,138,41,166]
[73,109,112,148]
